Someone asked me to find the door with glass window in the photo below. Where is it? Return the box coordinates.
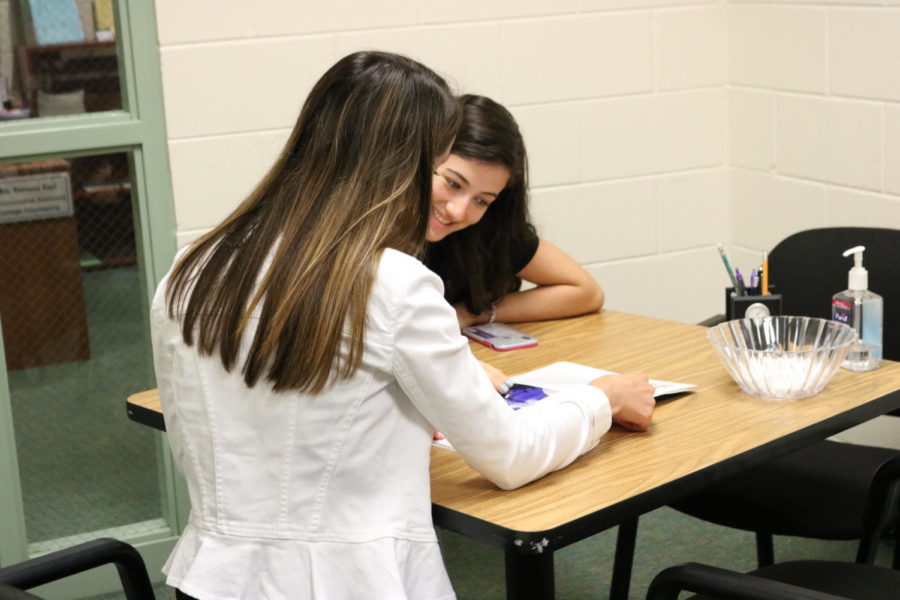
[0,1,181,598]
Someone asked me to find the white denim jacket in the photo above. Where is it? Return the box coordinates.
[151,248,612,600]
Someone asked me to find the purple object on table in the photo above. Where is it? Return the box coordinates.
[504,384,548,409]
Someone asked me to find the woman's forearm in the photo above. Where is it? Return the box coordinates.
[493,281,604,324]
[453,239,604,328]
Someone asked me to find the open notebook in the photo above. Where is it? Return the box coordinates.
[432,361,696,450]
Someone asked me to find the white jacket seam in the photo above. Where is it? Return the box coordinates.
[309,371,374,531]
[197,367,224,522]
[276,395,299,528]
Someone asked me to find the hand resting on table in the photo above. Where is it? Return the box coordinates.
[590,372,656,431]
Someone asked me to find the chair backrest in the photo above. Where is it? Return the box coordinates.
[769,227,899,361]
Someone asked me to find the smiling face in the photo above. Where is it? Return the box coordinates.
[427,154,511,242]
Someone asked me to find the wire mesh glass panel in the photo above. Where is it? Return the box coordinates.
[0,152,162,548]
[0,0,121,120]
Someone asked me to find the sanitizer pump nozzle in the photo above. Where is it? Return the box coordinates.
[843,245,868,291]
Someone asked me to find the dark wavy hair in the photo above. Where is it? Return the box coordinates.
[424,94,536,316]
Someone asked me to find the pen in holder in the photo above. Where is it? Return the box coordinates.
[725,287,782,320]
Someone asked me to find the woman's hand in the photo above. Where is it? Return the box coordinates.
[455,303,490,329]
[480,360,514,395]
[589,372,656,431]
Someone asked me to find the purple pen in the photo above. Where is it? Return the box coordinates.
[734,267,747,296]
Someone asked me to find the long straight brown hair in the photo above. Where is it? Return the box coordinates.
[165,51,461,394]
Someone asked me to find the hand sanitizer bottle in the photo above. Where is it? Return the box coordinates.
[831,246,883,371]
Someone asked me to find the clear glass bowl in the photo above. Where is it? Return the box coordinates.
[708,316,857,400]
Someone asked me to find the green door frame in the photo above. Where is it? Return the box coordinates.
[0,0,186,595]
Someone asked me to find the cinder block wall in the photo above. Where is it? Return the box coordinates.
[153,0,899,327]
[727,2,900,275]
[154,1,729,324]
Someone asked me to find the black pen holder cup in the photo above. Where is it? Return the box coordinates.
[725,288,782,321]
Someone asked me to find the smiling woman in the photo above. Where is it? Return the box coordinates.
[424,94,605,329]
[427,157,510,242]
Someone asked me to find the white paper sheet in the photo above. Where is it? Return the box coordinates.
[510,361,696,398]
[432,361,696,450]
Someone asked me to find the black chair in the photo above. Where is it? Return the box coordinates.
[646,560,900,600]
[646,438,900,600]
[668,227,900,568]
[607,227,900,600]
[0,538,155,600]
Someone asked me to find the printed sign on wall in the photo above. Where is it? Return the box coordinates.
[0,172,74,224]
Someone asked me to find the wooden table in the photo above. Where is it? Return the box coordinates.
[126,310,900,599]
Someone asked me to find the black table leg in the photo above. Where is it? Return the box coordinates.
[610,517,638,600]
[505,550,555,600]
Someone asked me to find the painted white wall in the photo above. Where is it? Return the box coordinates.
[727,2,900,253]
[153,0,899,446]
[153,1,900,318]
[153,1,729,325]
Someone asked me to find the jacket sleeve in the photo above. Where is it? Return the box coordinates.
[389,257,612,490]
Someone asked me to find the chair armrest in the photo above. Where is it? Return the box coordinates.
[697,314,727,328]
[0,539,154,600]
[645,563,848,600]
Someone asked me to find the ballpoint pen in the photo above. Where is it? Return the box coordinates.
[734,267,746,296]
[716,243,740,292]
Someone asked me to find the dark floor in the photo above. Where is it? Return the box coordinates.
[10,267,160,545]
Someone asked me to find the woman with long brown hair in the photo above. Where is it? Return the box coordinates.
[425,94,604,330]
[151,51,654,599]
